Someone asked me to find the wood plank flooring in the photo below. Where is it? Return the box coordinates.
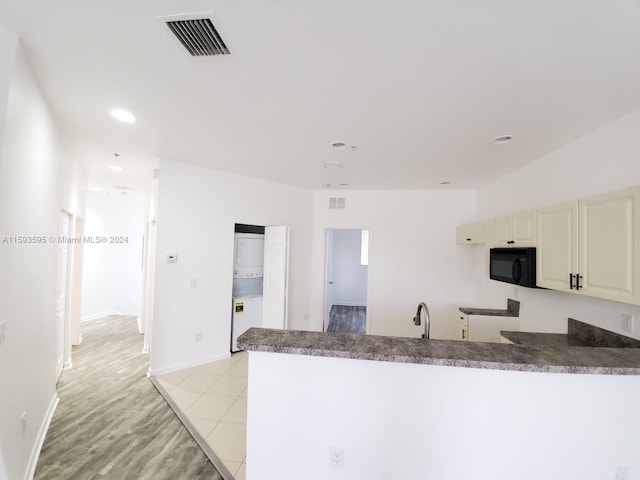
[35,315,222,480]
[327,305,366,334]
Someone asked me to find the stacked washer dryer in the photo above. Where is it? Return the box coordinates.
[231,232,265,352]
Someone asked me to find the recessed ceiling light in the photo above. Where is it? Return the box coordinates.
[493,135,513,144]
[109,165,124,172]
[331,141,346,149]
[340,183,350,186]
[110,109,136,123]
[90,187,103,192]
[351,145,358,151]
[440,181,451,185]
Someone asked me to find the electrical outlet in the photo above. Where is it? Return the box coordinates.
[615,465,629,480]
[621,314,634,333]
[195,332,202,342]
[329,446,344,468]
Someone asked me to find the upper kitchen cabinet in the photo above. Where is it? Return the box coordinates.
[537,202,577,292]
[492,210,536,247]
[456,221,489,245]
[537,187,640,305]
[579,187,640,304]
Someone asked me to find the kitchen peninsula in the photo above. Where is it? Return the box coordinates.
[238,327,640,480]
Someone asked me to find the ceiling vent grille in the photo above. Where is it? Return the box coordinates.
[166,18,230,56]
[329,197,346,209]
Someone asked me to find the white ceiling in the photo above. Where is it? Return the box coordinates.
[2,0,640,191]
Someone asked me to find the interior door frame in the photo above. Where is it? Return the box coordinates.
[322,226,372,334]
[57,210,74,377]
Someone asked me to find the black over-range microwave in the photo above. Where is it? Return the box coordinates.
[489,247,537,288]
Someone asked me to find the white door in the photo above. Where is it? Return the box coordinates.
[323,229,335,331]
[56,212,71,380]
[262,226,289,329]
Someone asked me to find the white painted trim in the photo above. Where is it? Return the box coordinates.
[24,393,59,480]
[142,346,150,354]
[63,361,72,369]
[80,311,121,323]
[148,352,230,377]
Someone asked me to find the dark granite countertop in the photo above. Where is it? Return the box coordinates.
[500,331,589,347]
[501,318,640,349]
[237,327,640,375]
[459,298,520,317]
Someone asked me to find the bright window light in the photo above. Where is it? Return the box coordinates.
[110,108,136,123]
[360,230,369,266]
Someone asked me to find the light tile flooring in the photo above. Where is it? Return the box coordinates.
[156,352,249,480]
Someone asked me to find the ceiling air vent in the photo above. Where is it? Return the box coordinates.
[166,18,230,56]
[329,197,346,209]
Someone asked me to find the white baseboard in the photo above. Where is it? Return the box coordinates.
[80,311,121,323]
[24,393,59,480]
[148,353,231,377]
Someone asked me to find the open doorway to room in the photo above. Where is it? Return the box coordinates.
[323,228,370,334]
[231,223,290,352]
[78,189,145,351]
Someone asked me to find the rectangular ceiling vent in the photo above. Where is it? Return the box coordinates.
[166,18,230,56]
[329,198,346,209]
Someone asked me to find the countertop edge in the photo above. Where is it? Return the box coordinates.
[237,329,640,376]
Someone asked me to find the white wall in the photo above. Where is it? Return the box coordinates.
[475,107,640,339]
[247,352,640,480]
[328,229,368,306]
[0,38,84,480]
[0,25,16,158]
[311,190,477,339]
[80,190,144,320]
[149,159,313,374]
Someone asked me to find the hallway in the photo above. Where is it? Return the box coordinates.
[35,315,221,480]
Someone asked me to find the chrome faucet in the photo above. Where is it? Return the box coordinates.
[413,302,430,339]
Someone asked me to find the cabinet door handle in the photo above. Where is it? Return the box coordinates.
[466,238,472,241]
[576,274,583,291]
[569,273,575,290]
[507,240,515,244]
[462,328,466,340]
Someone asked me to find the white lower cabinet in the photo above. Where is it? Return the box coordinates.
[537,186,640,305]
[458,313,519,343]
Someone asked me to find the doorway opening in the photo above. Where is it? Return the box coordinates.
[323,228,369,334]
[231,224,289,352]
